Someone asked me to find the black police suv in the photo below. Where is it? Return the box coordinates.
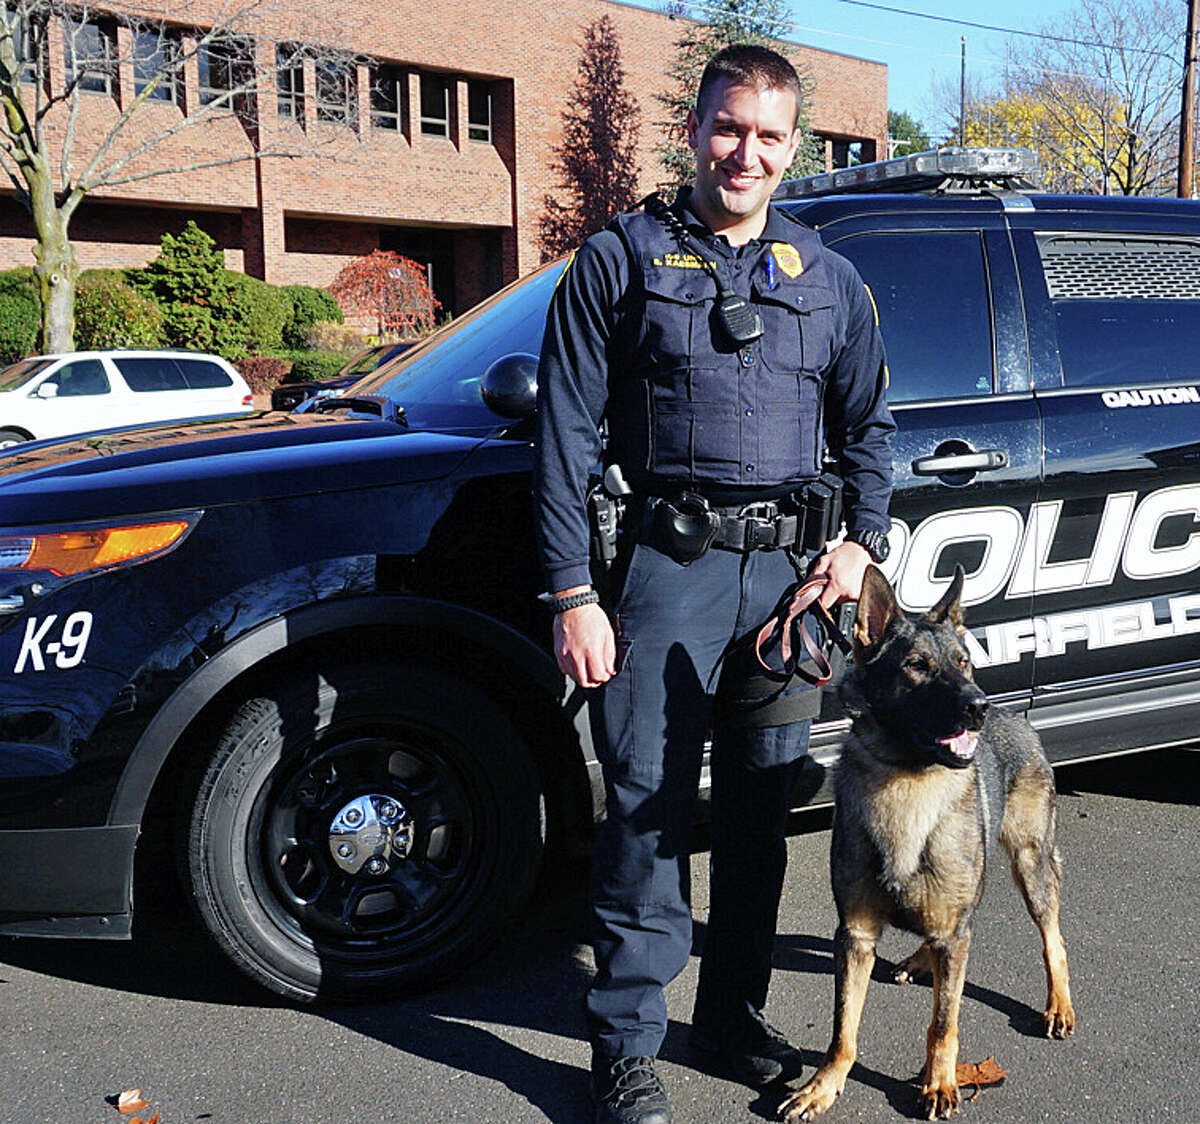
[2,148,1199,1002]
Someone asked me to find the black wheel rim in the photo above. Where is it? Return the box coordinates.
[245,718,495,968]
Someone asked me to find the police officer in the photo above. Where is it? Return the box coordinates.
[534,45,894,1124]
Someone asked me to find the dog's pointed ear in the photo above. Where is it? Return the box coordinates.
[929,564,966,632]
[854,564,900,659]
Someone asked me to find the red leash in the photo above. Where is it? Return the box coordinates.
[753,574,846,686]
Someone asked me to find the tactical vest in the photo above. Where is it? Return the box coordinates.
[607,208,844,489]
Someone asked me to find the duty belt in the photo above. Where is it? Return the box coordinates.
[711,501,799,551]
[637,492,801,565]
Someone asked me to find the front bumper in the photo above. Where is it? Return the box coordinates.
[0,823,137,938]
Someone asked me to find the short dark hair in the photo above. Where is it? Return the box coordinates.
[696,44,803,127]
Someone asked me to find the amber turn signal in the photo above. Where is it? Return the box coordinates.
[1,519,195,577]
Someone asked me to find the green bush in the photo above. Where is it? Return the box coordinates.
[129,221,250,359]
[287,350,348,382]
[226,272,292,354]
[0,271,41,363]
[282,285,343,348]
[74,280,164,349]
[79,267,134,289]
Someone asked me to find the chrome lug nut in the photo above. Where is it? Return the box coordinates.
[365,857,387,875]
[336,843,355,859]
[344,807,363,826]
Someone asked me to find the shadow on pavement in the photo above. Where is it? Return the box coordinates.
[0,855,599,1120]
[1054,745,1198,805]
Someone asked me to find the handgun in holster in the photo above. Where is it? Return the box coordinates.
[587,463,633,573]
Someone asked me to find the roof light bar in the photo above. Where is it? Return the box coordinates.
[775,146,1040,201]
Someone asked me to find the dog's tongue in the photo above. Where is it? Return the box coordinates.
[937,730,977,760]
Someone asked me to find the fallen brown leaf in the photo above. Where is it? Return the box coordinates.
[956,1056,1008,1102]
[117,1090,150,1115]
[130,1113,159,1124]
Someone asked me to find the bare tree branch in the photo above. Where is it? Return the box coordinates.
[0,0,369,351]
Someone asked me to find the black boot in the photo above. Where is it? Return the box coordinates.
[690,1011,804,1087]
[592,1055,672,1124]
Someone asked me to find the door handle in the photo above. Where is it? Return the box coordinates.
[912,449,1008,476]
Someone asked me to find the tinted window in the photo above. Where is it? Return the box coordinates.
[178,359,233,389]
[1038,235,1200,388]
[45,359,110,397]
[831,231,994,403]
[115,357,187,392]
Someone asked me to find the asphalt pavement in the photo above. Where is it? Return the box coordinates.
[0,746,1196,1124]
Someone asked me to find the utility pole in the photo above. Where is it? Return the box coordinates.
[1181,0,1199,197]
[960,37,967,145]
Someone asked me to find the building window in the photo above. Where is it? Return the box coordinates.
[467,80,491,143]
[419,72,450,137]
[7,5,47,84]
[134,29,181,105]
[315,58,356,126]
[370,64,405,132]
[276,42,305,124]
[198,35,253,109]
[64,17,116,96]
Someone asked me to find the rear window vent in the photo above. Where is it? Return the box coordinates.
[1038,236,1200,300]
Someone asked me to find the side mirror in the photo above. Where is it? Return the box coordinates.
[35,382,59,399]
[480,352,538,420]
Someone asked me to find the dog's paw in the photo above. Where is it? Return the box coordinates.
[1044,997,1076,1039]
[892,943,932,985]
[920,1080,960,1120]
[778,1072,841,1121]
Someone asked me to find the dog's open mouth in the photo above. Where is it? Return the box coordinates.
[932,728,978,768]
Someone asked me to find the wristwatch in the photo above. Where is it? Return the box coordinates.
[846,528,891,563]
[538,589,601,613]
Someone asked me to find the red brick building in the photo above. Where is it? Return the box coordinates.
[0,0,886,317]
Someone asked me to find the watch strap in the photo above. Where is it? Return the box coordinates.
[847,528,890,563]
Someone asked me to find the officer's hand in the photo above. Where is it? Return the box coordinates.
[554,602,616,687]
[810,540,873,609]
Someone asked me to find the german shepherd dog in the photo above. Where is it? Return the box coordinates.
[779,566,1075,1122]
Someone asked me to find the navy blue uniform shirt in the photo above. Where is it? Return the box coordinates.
[535,192,895,594]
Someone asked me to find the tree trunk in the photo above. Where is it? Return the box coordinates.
[31,210,79,355]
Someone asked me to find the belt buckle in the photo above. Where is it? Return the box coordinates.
[738,501,779,550]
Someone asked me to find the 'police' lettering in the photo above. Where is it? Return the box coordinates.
[885,483,1200,611]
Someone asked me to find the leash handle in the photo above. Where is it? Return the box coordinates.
[754,574,837,686]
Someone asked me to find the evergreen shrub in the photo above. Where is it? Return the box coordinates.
[74,280,164,348]
[282,285,343,348]
[288,351,347,382]
[226,272,292,354]
[0,271,41,363]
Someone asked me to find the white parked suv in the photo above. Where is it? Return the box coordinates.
[0,349,254,448]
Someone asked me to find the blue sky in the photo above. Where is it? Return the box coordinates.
[775,0,1080,128]
[625,0,1090,133]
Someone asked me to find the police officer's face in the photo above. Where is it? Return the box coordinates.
[687,78,802,240]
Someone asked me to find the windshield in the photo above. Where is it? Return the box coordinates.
[341,343,408,379]
[353,260,565,430]
[0,358,54,392]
